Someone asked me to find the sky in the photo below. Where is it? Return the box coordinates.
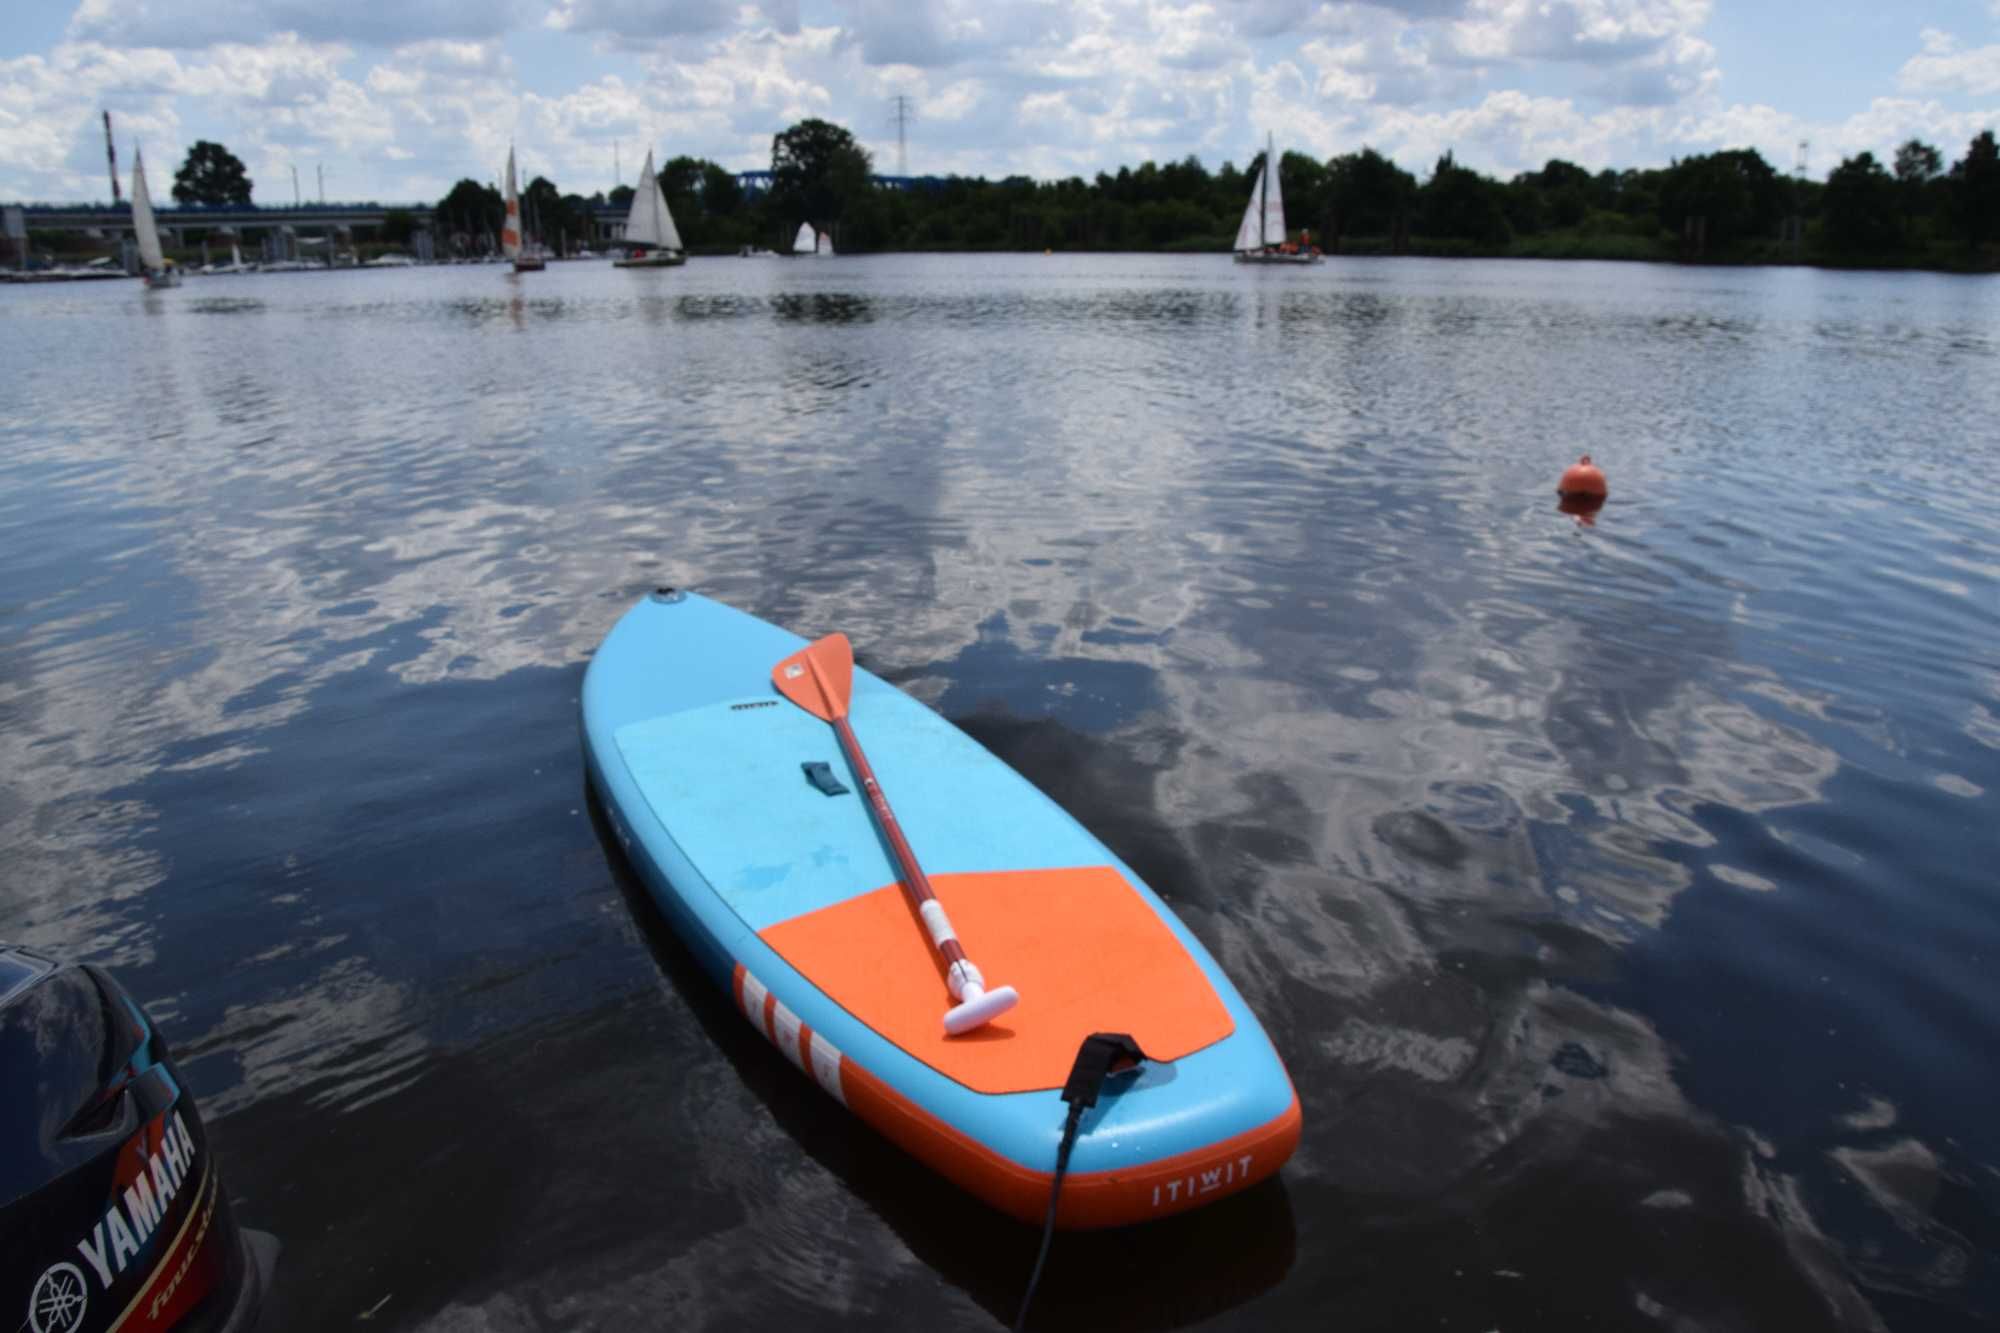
[1,0,1997,205]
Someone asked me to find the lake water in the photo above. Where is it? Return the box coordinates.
[2,254,1997,1331]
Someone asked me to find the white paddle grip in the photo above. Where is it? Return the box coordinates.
[944,979,1019,1035]
[919,899,959,953]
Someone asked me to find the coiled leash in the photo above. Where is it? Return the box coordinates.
[1012,1033,1151,1332]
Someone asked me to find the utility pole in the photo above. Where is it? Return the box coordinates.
[292,165,300,207]
[889,94,914,176]
[104,111,122,204]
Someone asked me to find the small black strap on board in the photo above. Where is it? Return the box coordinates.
[801,761,850,797]
[1013,1033,1149,1331]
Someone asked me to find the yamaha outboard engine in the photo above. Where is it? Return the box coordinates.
[2,942,277,1333]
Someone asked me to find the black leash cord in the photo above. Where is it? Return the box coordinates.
[1013,1101,1085,1332]
[1012,1033,1149,1332]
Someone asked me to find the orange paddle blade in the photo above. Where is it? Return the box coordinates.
[773,633,854,722]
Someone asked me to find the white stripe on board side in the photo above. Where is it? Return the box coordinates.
[741,972,770,1036]
[772,1001,806,1071]
[808,1032,847,1105]
[918,899,958,950]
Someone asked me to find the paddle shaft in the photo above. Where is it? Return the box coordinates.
[829,714,970,971]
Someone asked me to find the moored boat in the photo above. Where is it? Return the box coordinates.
[1,941,280,1332]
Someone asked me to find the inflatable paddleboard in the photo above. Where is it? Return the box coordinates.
[582,590,1300,1228]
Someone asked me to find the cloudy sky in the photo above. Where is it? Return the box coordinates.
[2,0,1997,205]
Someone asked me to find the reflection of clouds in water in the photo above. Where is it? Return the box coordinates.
[189,954,424,1121]
[1,263,1993,1327]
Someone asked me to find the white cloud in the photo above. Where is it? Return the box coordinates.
[1366,88,1655,174]
[547,0,740,41]
[67,0,532,48]
[1898,28,2000,98]
[921,78,986,121]
[4,0,1992,205]
[1587,31,1717,107]
[1298,7,1456,107]
[1446,0,1711,65]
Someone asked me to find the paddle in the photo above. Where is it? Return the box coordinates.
[774,633,1020,1036]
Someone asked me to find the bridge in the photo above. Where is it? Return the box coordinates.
[9,171,958,255]
[12,202,436,235]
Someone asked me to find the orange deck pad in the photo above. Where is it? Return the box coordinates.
[757,865,1235,1094]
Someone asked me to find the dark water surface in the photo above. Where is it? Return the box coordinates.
[3,255,1997,1331]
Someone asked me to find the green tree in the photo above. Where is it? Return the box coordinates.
[1949,129,2000,248]
[701,162,742,217]
[1894,139,1943,187]
[658,155,707,241]
[1419,152,1509,245]
[1326,147,1418,246]
[522,176,575,248]
[1822,152,1901,252]
[771,118,874,227]
[1657,149,1784,251]
[437,177,504,253]
[172,140,253,206]
[1894,139,1943,230]
[1279,151,1328,243]
[1521,159,1593,227]
[380,209,416,246]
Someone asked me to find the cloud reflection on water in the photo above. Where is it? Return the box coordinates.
[1,257,1996,1327]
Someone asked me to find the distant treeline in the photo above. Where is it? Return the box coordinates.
[430,119,2000,271]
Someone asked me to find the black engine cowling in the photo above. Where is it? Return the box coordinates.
[2,943,277,1333]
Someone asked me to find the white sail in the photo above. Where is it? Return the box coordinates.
[1232,166,1264,252]
[794,221,816,254]
[653,170,683,252]
[502,147,522,260]
[131,149,165,271]
[1234,136,1290,252]
[622,150,684,252]
[1261,135,1287,244]
[819,227,834,256]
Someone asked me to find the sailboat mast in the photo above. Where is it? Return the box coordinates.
[1263,132,1273,248]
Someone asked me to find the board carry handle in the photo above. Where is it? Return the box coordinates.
[774,633,1020,1035]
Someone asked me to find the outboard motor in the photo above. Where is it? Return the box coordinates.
[1,942,277,1333]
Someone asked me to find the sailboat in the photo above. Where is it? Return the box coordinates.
[1232,133,1321,265]
[614,149,686,268]
[504,147,545,272]
[791,221,834,257]
[204,238,251,274]
[131,148,179,288]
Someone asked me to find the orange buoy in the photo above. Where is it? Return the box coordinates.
[1557,455,1607,499]
[1557,492,1604,526]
